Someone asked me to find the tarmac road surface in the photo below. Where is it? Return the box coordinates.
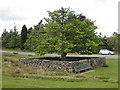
[0,50,119,59]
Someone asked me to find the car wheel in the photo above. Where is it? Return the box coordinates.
[108,53,111,55]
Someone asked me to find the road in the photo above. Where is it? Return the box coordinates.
[45,54,118,59]
[0,50,119,59]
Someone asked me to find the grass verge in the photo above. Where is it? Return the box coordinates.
[2,52,118,88]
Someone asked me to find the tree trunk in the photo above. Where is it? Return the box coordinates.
[61,53,67,61]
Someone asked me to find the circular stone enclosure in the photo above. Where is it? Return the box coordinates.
[19,57,106,72]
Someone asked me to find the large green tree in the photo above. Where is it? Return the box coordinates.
[25,7,102,60]
[21,24,27,49]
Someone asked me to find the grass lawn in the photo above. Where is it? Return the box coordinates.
[2,73,118,88]
[1,48,33,53]
[1,52,119,88]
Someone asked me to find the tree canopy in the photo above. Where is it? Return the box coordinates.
[1,7,119,56]
[1,24,19,48]
[21,24,27,49]
[25,7,102,60]
[100,32,119,51]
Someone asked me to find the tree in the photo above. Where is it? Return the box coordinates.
[2,24,20,49]
[34,20,43,30]
[100,35,111,50]
[0,38,2,48]
[7,24,19,48]
[100,32,119,52]
[27,27,33,34]
[26,7,102,60]
[21,24,27,49]
[107,32,119,51]
[24,20,44,51]
[1,29,10,48]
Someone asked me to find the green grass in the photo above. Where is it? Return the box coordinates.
[1,48,33,53]
[2,74,118,88]
[2,52,45,59]
[2,52,119,88]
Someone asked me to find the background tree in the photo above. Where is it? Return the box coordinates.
[99,32,119,52]
[0,37,2,48]
[7,24,19,48]
[107,32,119,52]
[1,29,10,48]
[26,7,102,60]
[100,35,112,50]
[21,24,27,50]
[34,20,43,31]
[1,25,19,49]
[27,27,33,34]
[24,20,43,51]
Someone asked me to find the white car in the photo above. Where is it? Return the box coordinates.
[99,49,114,55]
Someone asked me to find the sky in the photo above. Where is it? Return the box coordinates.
[0,0,119,37]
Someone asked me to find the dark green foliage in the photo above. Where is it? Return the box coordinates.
[21,25,27,50]
[7,25,19,48]
[109,32,119,52]
[34,20,43,31]
[100,32,119,52]
[2,25,19,48]
[1,29,10,48]
[27,27,33,34]
[24,20,43,50]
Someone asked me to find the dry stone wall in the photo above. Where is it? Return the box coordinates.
[19,57,106,72]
